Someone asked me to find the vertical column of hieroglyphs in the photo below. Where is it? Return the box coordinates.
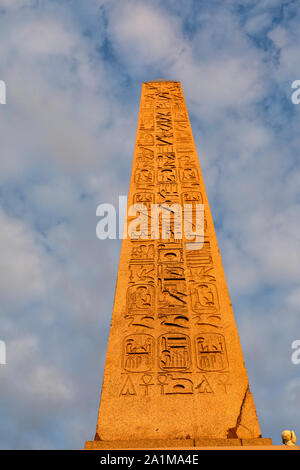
[120,81,192,400]
[151,81,224,399]
[154,82,194,397]
[172,83,229,397]
[119,82,157,398]
[120,81,228,400]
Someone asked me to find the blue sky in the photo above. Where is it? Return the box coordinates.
[0,0,299,449]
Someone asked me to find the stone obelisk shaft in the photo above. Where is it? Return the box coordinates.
[86,81,269,448]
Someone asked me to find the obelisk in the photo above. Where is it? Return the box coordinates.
[85,80,271,448]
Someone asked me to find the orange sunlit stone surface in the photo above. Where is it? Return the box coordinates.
[85,81,272,449]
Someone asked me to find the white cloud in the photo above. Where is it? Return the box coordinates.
[283,377,300,426]
[0,335,75,450]
[0,207,44,304]
[108,2,182,67]
[287,287,300,310]
[244,12,272,35]
[107,1,266,119]
[0,0,34,11]
[284,377,300,408]
[268,25,289,49]
[12,18,77,55]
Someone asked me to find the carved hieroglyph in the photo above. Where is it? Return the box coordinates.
[92,81,263,442]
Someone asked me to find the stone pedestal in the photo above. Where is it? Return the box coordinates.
[85,437,276,449]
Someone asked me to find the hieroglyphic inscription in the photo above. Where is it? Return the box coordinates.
[120,375,137,396]
[158,333,191,371]
[118,372,227,397]
[191,283,219,314]
[120,81,226,397]
[90,80,265,452]
[123,334,154,372]
[195,333,228,371]
[158,373,193,395]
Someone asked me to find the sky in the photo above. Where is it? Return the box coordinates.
[0,0,299,449]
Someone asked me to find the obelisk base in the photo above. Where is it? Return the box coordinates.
[84,437,295,450]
